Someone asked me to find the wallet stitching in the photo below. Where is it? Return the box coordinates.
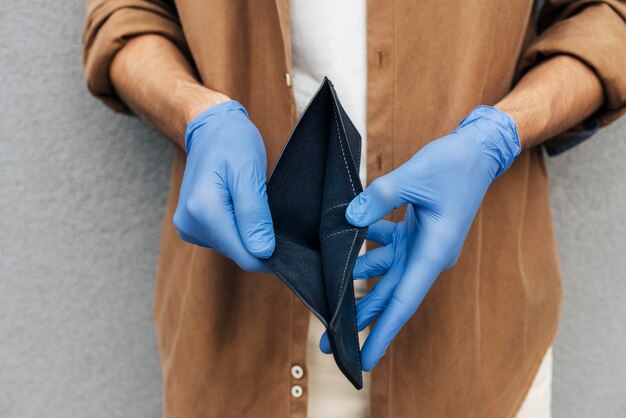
[332,96,362,373]
[340,230,358,306]
[332,101,356,197]
[321,202,350,215]
[320,228,357,243]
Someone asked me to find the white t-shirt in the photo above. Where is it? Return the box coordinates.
[291,2,371,417]
[291,0,369,299]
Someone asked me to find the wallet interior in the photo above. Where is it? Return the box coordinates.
[263,78,367,389]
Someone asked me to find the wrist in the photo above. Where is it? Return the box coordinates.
[457,105,521,179]
[494,55,604,150]
[494,97,544,151]
[184,100,248,153]
[177,80,231,124]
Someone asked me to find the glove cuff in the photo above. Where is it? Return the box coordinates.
[184,100,248,153]
[458,105,521,179]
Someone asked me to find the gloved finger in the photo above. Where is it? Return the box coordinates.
[321,281,392,354]
[345,167,415,227]
[365,219,396,245]
[355,259,404,331]
[174,202,215,249]
[321,248,401,355]
[191,184,270,273]
[360,294,413,371]
[178,230,211,248]
[360,229,444,371]
[320,279,393,354]
[329,264,404,358]
[322,216,408,355]
[353,245,394,279]
[229,161,276,259]
[216,207,271,273]
[319,331,332,354]
[354,218,411,330]
[320,285,390,354]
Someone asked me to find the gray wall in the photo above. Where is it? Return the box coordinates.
[0,1,624,417]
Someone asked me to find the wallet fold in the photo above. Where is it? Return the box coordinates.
[264,78,367,389]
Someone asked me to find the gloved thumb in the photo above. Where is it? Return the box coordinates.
[346,173,406,227]
[230,163,276,259]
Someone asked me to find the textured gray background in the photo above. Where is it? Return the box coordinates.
[1,1,624,417]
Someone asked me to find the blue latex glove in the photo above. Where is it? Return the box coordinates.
[320,106,521,370]
[173,100,274,272]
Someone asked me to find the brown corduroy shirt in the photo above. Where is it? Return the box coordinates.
[82,1,626,417]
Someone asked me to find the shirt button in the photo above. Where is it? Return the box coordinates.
[291,385,303,398]
[291,365,304,379]
[285,72,293,87]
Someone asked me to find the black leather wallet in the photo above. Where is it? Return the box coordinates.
[263,78,367,389]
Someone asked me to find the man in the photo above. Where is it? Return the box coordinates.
[83,0,625,416]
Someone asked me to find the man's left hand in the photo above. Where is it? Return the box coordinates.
[320,106,521,371]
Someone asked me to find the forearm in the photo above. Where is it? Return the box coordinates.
[110,34,229,149]
[495,55,604,150]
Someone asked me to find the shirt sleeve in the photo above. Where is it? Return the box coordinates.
[82,0,189,113]
[517,0,626,156]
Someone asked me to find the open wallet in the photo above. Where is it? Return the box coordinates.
[263,78,367,389]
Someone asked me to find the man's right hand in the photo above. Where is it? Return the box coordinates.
[174,100,275,272]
